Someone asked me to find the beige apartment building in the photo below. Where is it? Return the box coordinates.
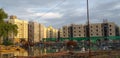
[62,26,69,38]
[9,15,28,43]
[71,24,86,37]
[43,27,47,39]
[28,22,47,43]
[61,22,119,38]
[46,26,58,38]
[39,24,47,41]
[89,23,103,37]
[54,29,58,38]
[28,21,40,43]
[62,24,86,38]
[59,28,63,38]
[107,22,116,36]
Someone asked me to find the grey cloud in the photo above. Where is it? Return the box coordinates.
[0,0,120,28]
[88,0,120,25]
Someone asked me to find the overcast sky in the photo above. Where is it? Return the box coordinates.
[0,0,120,28]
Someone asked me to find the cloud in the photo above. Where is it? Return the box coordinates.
[0,0,120,28]
[72,8,86,16]
[113,4,120,10]
[31,12,63,19]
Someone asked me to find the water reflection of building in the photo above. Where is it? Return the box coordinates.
[28,47,46,56]
[0,50,28,58]
[44,49,47,55]
[0,52,14,58]
[14,51,28,56]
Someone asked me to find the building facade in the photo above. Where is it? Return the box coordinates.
[28,21,47,43]
[39,24,47,41]
[46,26,58,38]
[9,15,28,43]
[62,24,86,38]
[89,23,103,37]
[62,26,69,38]
[61,22,119,38]
[71,24,86,37]
[59,28,63,38]
[28,21,40,43]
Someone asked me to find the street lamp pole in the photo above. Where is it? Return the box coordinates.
[86,0,91,58]
[87,0,90,25]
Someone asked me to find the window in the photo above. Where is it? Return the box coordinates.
[74,34,76,36]
[110,29,112,31]
[109,25,112,27]
[91,30,93,32]
[101,29,103,31]
[79,34,81,36]
[63,28,65,30]
[79,31,81,32]
[102,33,104,36]
[110,33,112,35]
[79,27,81,29]
[74,27,76,29]
[84,30,85,32]
[91,34,93,36]
[68,31,69,33]
[96,33,98,35]
[68,35,70,36]
[74,31,76,33]
[91,26,92,28]
[96,29,98,32]
[96,26,98,28]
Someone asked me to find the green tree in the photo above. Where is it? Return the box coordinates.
[0,8,8,22]
[3,23,18,39]
[0,8,8,37]
[0,8,18,45]
[2,22,18,45]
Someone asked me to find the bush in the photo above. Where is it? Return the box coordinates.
[2,40,13,46]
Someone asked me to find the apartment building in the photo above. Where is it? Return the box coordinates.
[62,26,69,38]
[39,24,46,41]
[71,24,86,37]
[9,15,28,43]
[61,22,119,38]
[59,28,63,38]
[28,21,48,43]
[89,23,103,37]
[102,22,120,43]
[28,21,40,43]
[46,26,58,38]
[62,24,86,38]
